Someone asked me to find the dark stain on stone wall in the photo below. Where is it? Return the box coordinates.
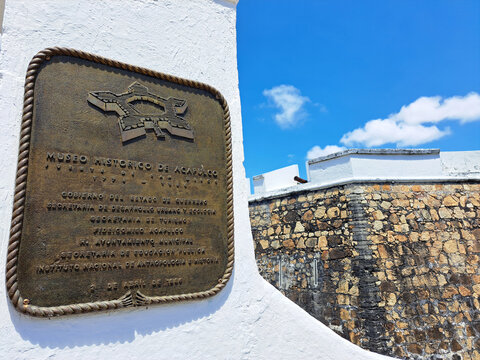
[348,189,389,354]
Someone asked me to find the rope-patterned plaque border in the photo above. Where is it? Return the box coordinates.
[6,47,234,317]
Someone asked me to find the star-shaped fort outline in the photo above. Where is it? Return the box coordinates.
[87,82,194,143]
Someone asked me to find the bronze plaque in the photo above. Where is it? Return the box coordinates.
[6,48,233,317]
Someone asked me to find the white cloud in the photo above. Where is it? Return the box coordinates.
[341,119,451,147]
[392,92,480,124]
[307,145,346,160]
[341,92,480,147]
[263,85,310,128]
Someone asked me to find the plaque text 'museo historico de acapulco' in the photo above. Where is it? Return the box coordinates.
[6,48,233,317]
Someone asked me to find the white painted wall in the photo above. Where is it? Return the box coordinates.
[0,1,390,359]
[351,154,442,179]
[306,149,480,186]
[307,155,352,185]
[307,149,444,184]
[440,151,480,177]
[252,164,299,194]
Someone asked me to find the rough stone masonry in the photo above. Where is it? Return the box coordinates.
[249,182,480,360]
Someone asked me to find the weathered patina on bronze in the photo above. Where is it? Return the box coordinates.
[6,48,234,317]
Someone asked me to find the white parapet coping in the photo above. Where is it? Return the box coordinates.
[249,149,480,202]
[252,164,299,194]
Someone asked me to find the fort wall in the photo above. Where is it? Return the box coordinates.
[250,176,480,359]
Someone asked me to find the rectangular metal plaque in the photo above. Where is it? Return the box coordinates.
[6,48,233,316]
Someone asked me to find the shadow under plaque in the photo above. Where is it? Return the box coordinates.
[9,271,234,348]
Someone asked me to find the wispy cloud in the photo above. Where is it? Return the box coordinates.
[341,120,451,147]
[307,145,346,160]
[263,85,310,128]
[341,92,480,147]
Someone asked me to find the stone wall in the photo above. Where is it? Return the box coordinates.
[249,182,480,360]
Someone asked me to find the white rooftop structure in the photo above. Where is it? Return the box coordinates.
[250,149,480,200]
[252,164,299,195]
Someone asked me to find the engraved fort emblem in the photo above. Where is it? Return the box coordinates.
[87,82,194,143]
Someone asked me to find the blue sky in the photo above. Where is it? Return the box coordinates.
[236,0,480,180]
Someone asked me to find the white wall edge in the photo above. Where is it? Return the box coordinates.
[307,148,440,165]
